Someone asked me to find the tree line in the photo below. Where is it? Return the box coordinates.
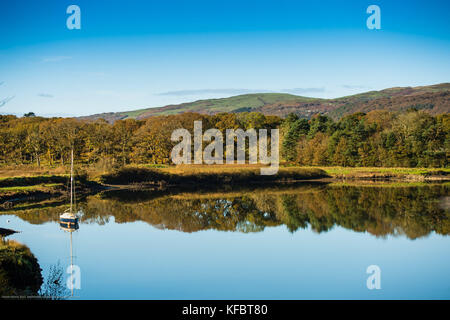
[0,108,448,168]
[0,112,280,167]
[282,109,448,167]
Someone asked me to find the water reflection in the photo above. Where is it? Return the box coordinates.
[1,182,449,299]
[58,211,79,298]
[1,183,448,240]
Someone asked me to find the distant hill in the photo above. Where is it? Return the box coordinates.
[80,83,450,123]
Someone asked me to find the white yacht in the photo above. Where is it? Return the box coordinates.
[60,149,79,231]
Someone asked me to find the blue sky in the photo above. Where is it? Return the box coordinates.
[1,0,449,117]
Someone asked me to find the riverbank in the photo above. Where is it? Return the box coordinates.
[99,165,329,187]
[313,166,450,181]
[0,240,43,296]
[0,165,448,206]
[100,165,449,187]
[0,174,104,206]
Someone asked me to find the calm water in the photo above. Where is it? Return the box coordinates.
[1,182,449,299]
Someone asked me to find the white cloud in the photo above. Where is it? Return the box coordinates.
[156,87,329,97]
[156,88,273,96]
[41,56,72,63]
[342,85,371,90]
[281,87,326,95]
[37,93,54,98]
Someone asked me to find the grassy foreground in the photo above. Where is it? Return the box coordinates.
[0,240,43,296]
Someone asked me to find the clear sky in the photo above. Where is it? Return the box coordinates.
[1,0,449,117]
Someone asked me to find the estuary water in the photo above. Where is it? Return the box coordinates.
[1,182,449,299]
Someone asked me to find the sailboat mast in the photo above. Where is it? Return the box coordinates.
[70,231,74,297]
[70,148,74,214]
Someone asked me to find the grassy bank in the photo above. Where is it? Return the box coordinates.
[312,166,450,181]
[0,165,448,203]
[0,172,103,205]
[100,164,449,186]
[0,175,68,188]
[100,165,329,186]
[0,165,68,179]
[0,183,65,204]
[0,240,43,296]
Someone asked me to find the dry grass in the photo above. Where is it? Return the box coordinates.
[304,166,450,180]
[100,165,328,185]
[161,164,273,175]
[0,165,67,179]
[0,164,447,186]
[312,166,450,176]
[159,165,449,181]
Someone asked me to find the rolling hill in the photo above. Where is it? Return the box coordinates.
[80,83,450,123]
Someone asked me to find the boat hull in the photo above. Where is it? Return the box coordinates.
[59,217,79,231]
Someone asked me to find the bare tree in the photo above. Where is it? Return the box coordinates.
[0,96,14,107]
[0,82,14,107]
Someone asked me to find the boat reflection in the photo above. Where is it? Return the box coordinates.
[59,210,79,297]
[59,212,79,232]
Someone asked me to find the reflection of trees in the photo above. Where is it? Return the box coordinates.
[39,261,69,299]
[1,184,448,239]
[280,185,449,239]
[80,196,280,233]
[77,184,448,239]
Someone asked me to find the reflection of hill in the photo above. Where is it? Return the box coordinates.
[1,184,448,239]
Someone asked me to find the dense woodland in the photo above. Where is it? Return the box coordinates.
[282,109,449,167]
[0,109,448,168]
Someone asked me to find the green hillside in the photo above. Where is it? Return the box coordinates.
[125,93,313,118]
[80,83,450,123]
